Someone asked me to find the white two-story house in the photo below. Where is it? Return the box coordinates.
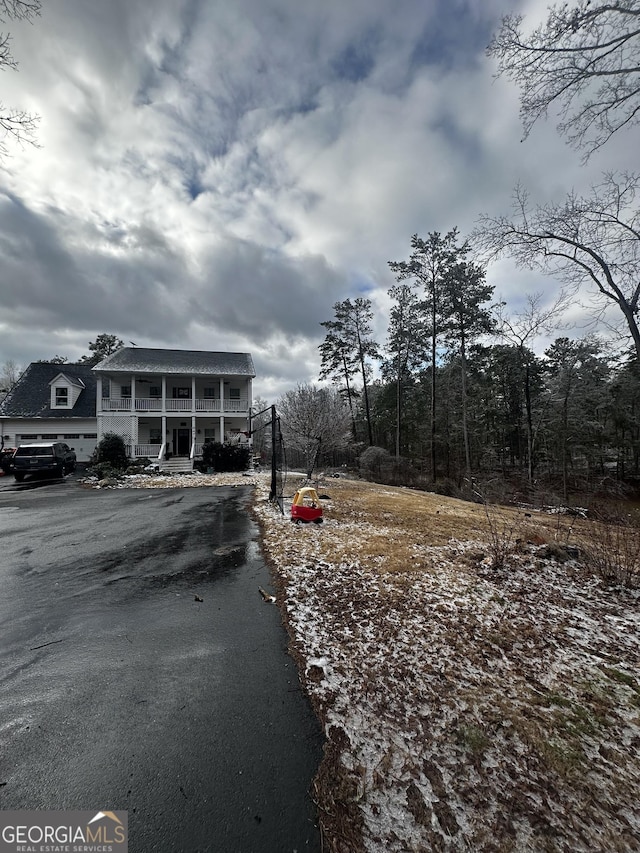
[94,348,255,465]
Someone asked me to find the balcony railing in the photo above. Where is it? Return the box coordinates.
[101,397,248,413]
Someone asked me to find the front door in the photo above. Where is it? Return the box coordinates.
[173,428,191,456]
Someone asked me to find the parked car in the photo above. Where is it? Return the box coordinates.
[12,442,77,482]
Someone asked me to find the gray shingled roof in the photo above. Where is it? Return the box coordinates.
[94,347,255,377]
[0,363,97,419]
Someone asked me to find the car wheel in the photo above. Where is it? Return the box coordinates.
[56,464,65,478]
[14,472,24,482]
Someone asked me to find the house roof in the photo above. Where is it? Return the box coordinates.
[0,363,97,419]
[93,347,255,377]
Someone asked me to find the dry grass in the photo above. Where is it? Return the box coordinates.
[254,474,640,853]
[276,476,586,575]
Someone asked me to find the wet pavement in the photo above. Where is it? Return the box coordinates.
[0,479,323,852]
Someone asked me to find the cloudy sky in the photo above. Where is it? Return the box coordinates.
[1,0,637,400]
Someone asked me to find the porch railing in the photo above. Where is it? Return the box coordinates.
[103,398,132,411]
[126,444,162,459]
[101,397,248,413]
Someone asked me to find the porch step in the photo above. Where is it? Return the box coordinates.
[159,457,194,474]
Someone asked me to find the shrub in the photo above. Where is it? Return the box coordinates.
[581,511,640,588]
[359,446,393,482]
[91,432,129,471]
[88,462,123,481]
[201,442,251,472]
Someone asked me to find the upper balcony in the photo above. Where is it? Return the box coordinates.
[99,396,249,414]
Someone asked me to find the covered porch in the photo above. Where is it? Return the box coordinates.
[126,414,250,462]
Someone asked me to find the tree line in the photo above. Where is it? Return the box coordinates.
[278,0,640,496]
[309,227,640,498]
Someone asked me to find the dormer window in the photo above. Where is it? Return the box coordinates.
[49,372,85,409]
[55,387,69,407]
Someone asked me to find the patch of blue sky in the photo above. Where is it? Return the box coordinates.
[286,96,320,117]
[350,275,377,296]
[431,112,483,164]
[331,40,376,84]
[410,1,496,73]
[160,151,208,201]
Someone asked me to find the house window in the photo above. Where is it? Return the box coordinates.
[229,388,240,400]
[19,434,38,440]
[83,434,97,439]
[121,385,131,398]
[173,387,191,399]
[41,434,59,439]
[64,434,80,439]
[203,387,217,399]
[204,428,216,442]
[149,428,162,445]
[149,386,161,398]
[55,387,68,406]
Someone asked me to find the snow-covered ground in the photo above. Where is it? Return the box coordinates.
[89,470,640,852]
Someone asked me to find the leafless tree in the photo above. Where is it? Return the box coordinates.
[0,358,21,401]
[278,384,351,478]
[488,1,640,159]
[0,0,41,158]
[475,172,640,360]
[249,396,271,461]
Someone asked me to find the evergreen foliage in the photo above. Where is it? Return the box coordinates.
[92,432,129,470]
[201,442,251,472]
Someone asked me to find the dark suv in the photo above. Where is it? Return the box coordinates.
[12,442,77,482]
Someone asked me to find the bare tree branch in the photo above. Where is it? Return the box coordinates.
[488,1,640,159]
[0,1,40,23]
[0,0,41,158]
[474,172,640,358]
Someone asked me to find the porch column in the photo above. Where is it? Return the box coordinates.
[162,415,167,459]
[131,374,137,456]
[162,376,166,411]
[219,378,225,443]
[191,415,196,457]
[96,376,103,440]
[191,376,196,412]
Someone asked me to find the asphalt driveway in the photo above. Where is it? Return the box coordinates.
[0,480,322,852]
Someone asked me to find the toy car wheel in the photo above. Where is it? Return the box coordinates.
[313,518,323,524]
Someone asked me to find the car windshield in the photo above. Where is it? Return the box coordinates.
[15,446,54,457]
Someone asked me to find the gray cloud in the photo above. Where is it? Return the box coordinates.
[0,0,638,398]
